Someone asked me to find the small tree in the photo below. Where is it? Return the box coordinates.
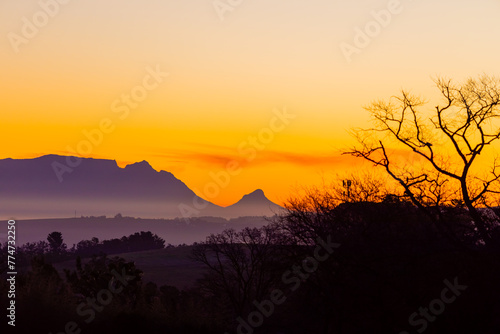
[47,231,66,253]
[347,75,500,244]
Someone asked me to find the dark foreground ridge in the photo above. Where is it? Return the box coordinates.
[3,200,500,333]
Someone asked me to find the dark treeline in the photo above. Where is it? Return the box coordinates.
[8,231,166,266]
[72,231,166,257]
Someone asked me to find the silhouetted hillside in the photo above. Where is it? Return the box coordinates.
[223,189,283,218]
[0,155,283,219]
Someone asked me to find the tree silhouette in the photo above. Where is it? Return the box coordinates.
[47,231,66,253]
[347,75,500,244]
[64,254,142,304]
[192,226,286,317]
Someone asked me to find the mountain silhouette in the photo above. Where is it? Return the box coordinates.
[238,189,267,202]
[0,155,282,219]
[223,189,283,218]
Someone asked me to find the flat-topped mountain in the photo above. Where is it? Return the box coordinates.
[0,155,283,219]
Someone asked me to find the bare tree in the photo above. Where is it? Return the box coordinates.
[330,171,392,203]
[346,75,500,244]
[279,172,394,245]
[192,226,285,316]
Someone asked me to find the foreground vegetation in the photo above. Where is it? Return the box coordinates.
[1,193,500,333]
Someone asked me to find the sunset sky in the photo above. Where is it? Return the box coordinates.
[1,0,500,206]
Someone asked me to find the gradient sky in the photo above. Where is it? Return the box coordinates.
[1,0,500,206]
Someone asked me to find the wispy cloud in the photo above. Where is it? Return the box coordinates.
[150,145,364,170]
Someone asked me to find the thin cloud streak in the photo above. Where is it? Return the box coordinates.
[151,148,364,169]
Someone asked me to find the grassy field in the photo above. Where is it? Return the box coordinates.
[53,245,207,290]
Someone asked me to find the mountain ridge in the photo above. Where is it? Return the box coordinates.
[0,155,283,219]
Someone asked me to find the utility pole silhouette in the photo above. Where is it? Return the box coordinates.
[343,179,352,201]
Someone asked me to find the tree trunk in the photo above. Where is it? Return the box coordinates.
[461,179,490,244]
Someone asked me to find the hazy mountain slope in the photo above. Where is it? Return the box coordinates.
[0,155,283,219]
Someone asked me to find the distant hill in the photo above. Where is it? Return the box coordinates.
[0,155,283,219]
[223,189,283,218]
[6,216,271,247]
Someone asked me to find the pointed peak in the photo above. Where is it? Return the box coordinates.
[239,189,268,202]
[248,189,265,196]
[225,188,283,214]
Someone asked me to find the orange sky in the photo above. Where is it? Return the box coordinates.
[1,0,500,206]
